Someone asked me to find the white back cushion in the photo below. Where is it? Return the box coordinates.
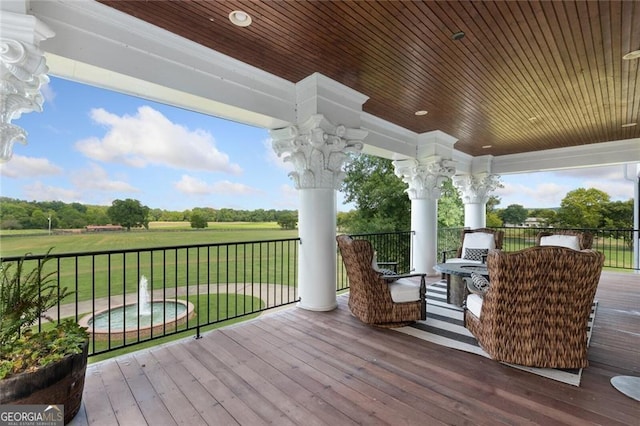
[462,232,495,251]
[540,235,580,250]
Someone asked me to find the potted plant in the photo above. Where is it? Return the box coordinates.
[0,251,89,424]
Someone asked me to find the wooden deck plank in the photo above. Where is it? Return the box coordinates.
[148,344,240,425]
[166,343,267,426]
[133,349,208,426]
[214,328,362,426]
[198,331,348,426]
[116,355,177,425]
[223,323,376,424]
[75,271,640,425]
[75,365,116,426]
[270,308,557,425]
[226,319,391,424]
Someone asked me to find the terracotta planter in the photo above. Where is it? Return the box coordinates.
[0,340,89,425]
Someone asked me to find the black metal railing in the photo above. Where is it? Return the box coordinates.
[437,227,639,271]
[336,231,414,291]
[1,238,300,356]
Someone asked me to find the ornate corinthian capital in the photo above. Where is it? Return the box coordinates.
[452,173,501,204]
[393,156,456,200]
[270,114,367,189]
[0,12,54,162]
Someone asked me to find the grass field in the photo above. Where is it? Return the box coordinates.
[0,222,297,257]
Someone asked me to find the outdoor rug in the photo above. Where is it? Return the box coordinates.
[395,281,598,386]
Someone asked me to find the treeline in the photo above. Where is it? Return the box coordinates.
[0,197,297,230]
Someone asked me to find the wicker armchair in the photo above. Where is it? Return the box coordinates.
[336,235,426,328]
[464,246,604,368]
[535,229,593,250]
[442,228,505,264]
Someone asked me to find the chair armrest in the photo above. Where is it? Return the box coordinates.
[441,249,457,263]
[377,261,398,272]
[381,272,425,280]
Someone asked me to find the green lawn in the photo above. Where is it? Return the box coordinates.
[0,223,297,257]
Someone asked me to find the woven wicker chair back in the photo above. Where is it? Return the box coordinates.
[465,245,604,368]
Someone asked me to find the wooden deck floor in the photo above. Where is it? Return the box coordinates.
[70,271,640,425]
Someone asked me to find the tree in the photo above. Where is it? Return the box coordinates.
[529,208,557,227]
[486,196,501,213]
[486,211,503,227]
[556,188,610,228]
[341,155,411,233]
[341,154,465,233]
[29,209,49,229]
[107,199,150,231]
[276,212,297,229]
[437,180,464,228]
[499,204,528,226]
[190,213,208,229]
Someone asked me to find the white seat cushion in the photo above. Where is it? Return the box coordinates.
[540,235,581,250]
[466,293,483,318]
[388,278,422,303]
[445,257,482,264]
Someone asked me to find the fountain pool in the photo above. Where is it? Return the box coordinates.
[79,276,195,341]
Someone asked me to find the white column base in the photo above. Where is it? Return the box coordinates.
[297,188,337,311]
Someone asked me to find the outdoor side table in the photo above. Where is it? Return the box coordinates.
[434,263,489,307]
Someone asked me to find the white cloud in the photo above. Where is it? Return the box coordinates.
[174,175,259,196]
[71,163,139,193]
[495,182,569,207]
[75,106,243,174]
[174,175,212,195]
[584,179,634,201]
[0,155,62,178]
[23,182,82,203]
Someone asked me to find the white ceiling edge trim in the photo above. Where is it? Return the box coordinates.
[493,138,640,174]
[45,54,291,130]
[30,0,297,127]
[360,113,418,159]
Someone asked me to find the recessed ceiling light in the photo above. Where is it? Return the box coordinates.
[482,145,492,149]
[415,110,428,116]
[622,50,640,60]
[451,31,465,41]
[229,10,252,27]
[622,122,637,128]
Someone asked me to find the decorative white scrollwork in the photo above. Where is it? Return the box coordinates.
[452,173,501,204]
[393,156,456,200]
[0,12,54,162]
[270,115,367,189]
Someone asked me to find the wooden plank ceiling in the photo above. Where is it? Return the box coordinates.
[98,1,639,157]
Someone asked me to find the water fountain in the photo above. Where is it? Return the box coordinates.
[79,275,195,341]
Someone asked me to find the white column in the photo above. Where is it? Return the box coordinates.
[271,114,367,311]
[452,173,500,228]
[0,10,54,162]
[394,157,455,276]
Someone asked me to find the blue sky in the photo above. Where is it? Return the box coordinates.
[0,77,635,212]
